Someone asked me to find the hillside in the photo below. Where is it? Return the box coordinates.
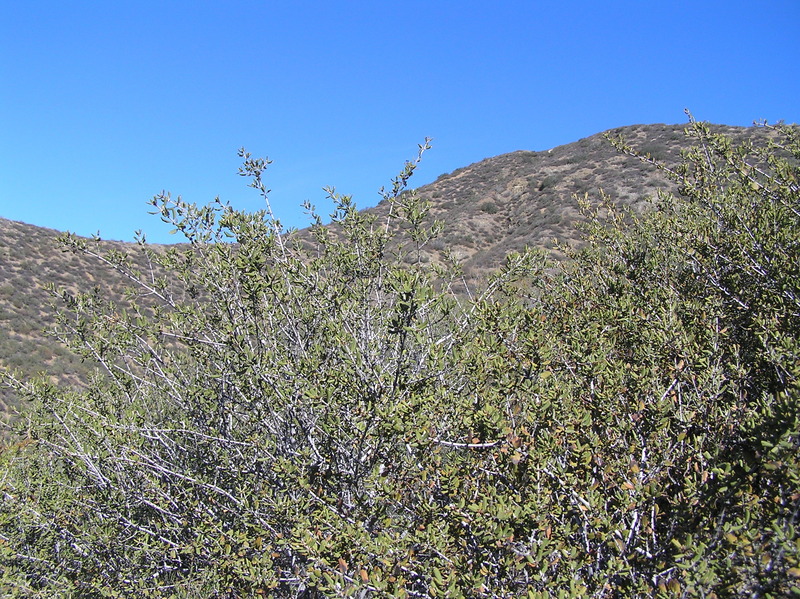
[0,122,774,428]
[362,123,760,275]
[0,220,166,425]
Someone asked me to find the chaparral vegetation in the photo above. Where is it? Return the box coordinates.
[1,118,799,597]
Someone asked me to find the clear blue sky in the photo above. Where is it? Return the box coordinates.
[2,1,798,243]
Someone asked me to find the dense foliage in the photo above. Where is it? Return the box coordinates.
[1,120,798,597]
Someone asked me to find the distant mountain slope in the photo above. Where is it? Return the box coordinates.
[0,122,774,429]
[361,123,759,277]
[0,219,147,424]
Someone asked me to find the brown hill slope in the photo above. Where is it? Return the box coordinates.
[0,122,773,428]
[361,123,759,277]
[0,219,159,424]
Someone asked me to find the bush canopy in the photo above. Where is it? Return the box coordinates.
[2,120,799,597]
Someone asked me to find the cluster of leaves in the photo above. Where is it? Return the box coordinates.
[1,120,799,597]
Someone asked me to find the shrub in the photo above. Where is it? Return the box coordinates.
[479,201,499,214]
[2,120,798,597]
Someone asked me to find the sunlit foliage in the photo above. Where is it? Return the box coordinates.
[2,120,798,597]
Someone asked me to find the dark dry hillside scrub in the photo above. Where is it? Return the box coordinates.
[1,120,799,597]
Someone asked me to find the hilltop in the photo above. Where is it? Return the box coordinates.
[361,123,759,274]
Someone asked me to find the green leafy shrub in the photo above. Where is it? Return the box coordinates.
[2,120,798,598]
